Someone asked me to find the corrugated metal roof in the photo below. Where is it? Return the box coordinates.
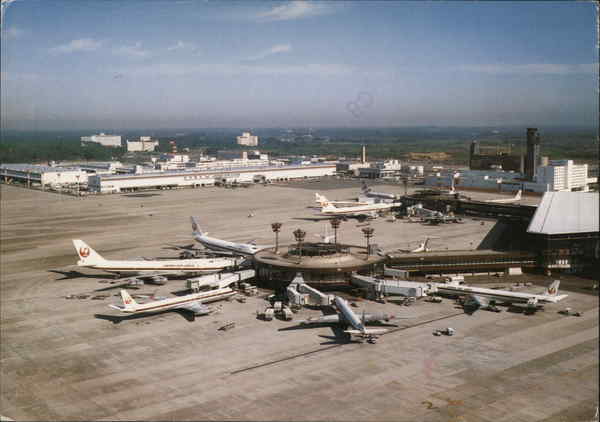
[527,192,599,235]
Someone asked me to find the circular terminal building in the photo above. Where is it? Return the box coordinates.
[253,242,385,289]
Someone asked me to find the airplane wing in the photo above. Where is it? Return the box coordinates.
[345,328,388,336]
[177,302,211,315]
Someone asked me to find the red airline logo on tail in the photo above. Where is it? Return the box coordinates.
[79,247,90,258]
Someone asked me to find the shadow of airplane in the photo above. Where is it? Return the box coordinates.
[94,308,195,324]
[49,269,109,281]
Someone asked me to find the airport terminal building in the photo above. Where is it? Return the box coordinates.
[87,163,337,193]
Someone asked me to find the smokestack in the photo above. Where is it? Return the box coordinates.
[361,145,366,164]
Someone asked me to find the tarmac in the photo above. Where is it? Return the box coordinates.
[1,180,598,421]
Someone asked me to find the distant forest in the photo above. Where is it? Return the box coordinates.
[1,127,597,165]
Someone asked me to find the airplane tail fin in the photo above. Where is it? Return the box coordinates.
[72,240,106,266]
[119,289,138,311]
[315,193,329,205]
[515,190,522,201]
[322,203,337,213]
[544,280,560,296]
[190,216,203,235]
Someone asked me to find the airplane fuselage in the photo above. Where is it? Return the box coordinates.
[80,258,234,276]
[116,287,235,314]
[433,283,566,305]
[193,233,260,256]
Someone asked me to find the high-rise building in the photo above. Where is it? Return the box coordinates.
[525,128,540,181]
[237,132,259,146]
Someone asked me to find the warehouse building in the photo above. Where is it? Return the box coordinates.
[87,163,337,193]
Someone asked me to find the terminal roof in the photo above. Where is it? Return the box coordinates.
[527,192,599,235]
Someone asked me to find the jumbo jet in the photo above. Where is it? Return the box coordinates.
[72,240,234,278]
[484,190,522,204]
[396,237,436,253]
[361,182,398,201]
[319,202,396,219]
[299,296,397,343]
[108,287,236,316]
[433,280,567,313]
[314,193,369,207]
[191,217,265,256]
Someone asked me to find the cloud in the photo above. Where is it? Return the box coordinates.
[113,42,151,58]
[167,40,197,52]
[116,62,354,78]
[256,1,330,21]
[456,63,599,75]
[49,38,102,54]
[247,44,292,61]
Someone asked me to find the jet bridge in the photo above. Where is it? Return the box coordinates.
[350,274,436,298]
[286,273,334,306]
[187,269,256,291]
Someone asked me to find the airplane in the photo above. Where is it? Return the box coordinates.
[318,202,397,219]
[484,190,522,204]
[361,182,398,201]
[298,296,392,343]
[432,280,567,313]
[108,287,236,316]
[191,217,266,256]
[314,193,369,207]
[72,240,235,278]
[396,237,436,253]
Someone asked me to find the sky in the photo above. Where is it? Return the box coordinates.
[1,0,598,130]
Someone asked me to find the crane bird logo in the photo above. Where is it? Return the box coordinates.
[548,287,557,295]
[79,247,90,258]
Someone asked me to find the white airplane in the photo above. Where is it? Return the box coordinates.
[191,217,265,256]
[361,183,398,201]
[298,296,397,343]
[108,288,236,316]
[484,190,522,204]
[397,237,437,253]
[72,240,235,277]
[314,193,369,207]
[319,201,396,219]
[433,280,567,312]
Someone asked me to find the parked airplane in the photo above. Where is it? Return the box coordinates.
[109,287,235,316]
[361,183,398,201]
[484,190,522,204]
[397,237,437,253]
[72,240,235,278]
[433,280,567,313]
[191,217,265,256]
[300,296,391,343]
[314,193,369,207]
[319,202,396,219]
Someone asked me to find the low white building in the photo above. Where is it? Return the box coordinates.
[81,133,122,147]
[0,164,88,186]
[237,132,259,146]
[127,137,159,152]
[87,164,336,193]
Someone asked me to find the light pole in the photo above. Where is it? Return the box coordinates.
[271,222,282,254]
[293,228,306,263]
[362,227,375,259]
[330,218,341,251]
